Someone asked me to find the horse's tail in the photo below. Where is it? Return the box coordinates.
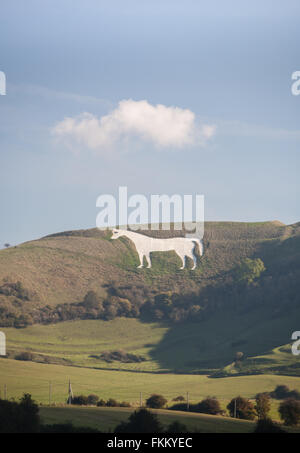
[191,237,204,256]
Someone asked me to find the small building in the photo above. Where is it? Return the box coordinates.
[0,331,6,356]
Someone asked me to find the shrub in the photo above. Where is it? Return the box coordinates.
[15,351,34,362]
[197,397,222,415]
[146,394,167,409]
[72,395,89,406]
[106,398,119,407]
[279,399,300,426]
[0,393,40,433]
[254,418,286,433]
[227,396,256,420]
[172,395,185,402]
[115,408,163,433]
[119,401,131,407]
[270,385,300,401]
[166,421,189,433]
[255,393,271,419]
[87,394,99,405]
[96,399,106,407]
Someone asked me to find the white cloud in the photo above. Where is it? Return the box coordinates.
[52,99,215,152]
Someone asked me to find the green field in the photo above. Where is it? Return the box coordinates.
[39,406,256,433]
[2,315,300,374]
[1,357,300,421]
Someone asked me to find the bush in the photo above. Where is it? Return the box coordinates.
[270,385,300,401]
[279,399,300,426]
[254,418,286,433]
[72,395,89,406]
[197,397,222,415]
[227,396,256,420]
[146,394,167,409]
[172,395,185,402]
[106,398,119,407]
[166,421,189,433]
[96,399,106,407]
[0,393,40,433]
[15,351,34,362]
[119,401,131,407]
[87,394,99,405]
[115,408,163,433]
[255,393,271,419]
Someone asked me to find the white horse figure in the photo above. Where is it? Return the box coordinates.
[111,229,203,270]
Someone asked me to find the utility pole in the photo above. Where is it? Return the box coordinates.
[49,381,52,406]
[4,384,7,400]
[140,392,142,408]
[234,398,237,418]
[186,392,189,412]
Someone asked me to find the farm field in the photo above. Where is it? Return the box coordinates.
[40,406,256,433]
[2,315,300,374]
[1,358,300,421]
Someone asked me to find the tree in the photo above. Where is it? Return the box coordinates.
[227,396,256,420]
[83,291,102,310]
[72,395,89,405]
[279,399,300,426]
[115,408,163,433]
[4,243,10,248]
[106,398,119,407]
[255,393,271,420]
[87,394,99,405]
[254,418,286,433]
[146,394,167,409]
[166,421,188,433]
[270,385,291,400]
[172,395,185,402]
[0,393,40,433]
[236,258,266,285]
[197,397,222,415]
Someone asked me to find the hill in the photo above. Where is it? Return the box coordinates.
[0,221,300,374]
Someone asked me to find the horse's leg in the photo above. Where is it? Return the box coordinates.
[178,254,185,270]
[190,252,197,270]
[145,253,152,268]
[137,252,144,268]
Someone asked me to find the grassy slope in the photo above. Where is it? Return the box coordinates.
[39,406,256,433]
[0,221,297,307]
[1,358,300,419]
[2,314,300,374]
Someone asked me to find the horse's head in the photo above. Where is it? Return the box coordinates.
[110,229,124,240]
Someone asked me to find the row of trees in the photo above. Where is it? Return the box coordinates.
[1,255,300,328]
[67,391,300,426]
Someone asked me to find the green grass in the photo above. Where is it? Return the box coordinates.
[39,406,256,433]
[3,312,300,374]
[1,357,300,420]
[2,318,168,372]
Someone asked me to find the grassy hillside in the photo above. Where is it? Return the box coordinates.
[0,221,298,307]
[0,221,300,375]
[2,315,300,374]
[40,406,256,433]
[1,357,300,422]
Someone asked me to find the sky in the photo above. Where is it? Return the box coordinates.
[0,0,300,245]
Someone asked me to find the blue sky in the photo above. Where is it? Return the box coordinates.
[0,0,300,245]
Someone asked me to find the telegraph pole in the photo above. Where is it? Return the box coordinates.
[140,392,142,408]
[4,384,7,400]
[49,381,52,406]
[186,392,189,411]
